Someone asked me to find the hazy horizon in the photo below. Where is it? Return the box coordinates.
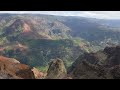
[0,11,120,20]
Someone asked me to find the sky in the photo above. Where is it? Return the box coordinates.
[0,11,120,19]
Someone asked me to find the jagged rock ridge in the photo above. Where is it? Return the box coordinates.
[68,46,120,79]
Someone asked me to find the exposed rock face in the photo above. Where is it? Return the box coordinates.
[45,58,67,79]
[32,67,45,79]
[69,46,120,79]
[103,46,120,67]
[0,56,35,79]
[110,65,120,79]
[69,61,113,79]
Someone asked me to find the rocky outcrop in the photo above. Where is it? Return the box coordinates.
[69,61,113,79]
[45,58,67,79]
[32,67,45,79]
[69,46,120,79]
[0,56,35,79]
[103,46,120,67]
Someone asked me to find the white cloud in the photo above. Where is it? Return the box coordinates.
[85,11,120,19]
[0,11,120,19]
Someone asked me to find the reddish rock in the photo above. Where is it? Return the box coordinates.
[0,56,35,79]
[22,23,31,33]
[32,67,45,79]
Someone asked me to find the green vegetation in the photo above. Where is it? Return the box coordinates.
[1,14,118,70]
[35,66,48,73]
[1,36,88,68]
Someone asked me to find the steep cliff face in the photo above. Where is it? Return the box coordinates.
[103,46,120,67]
[69,61,113,79]
[0,56,35,79]
[68,46,120,79]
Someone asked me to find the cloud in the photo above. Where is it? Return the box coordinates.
[0,11,120,19]
[85,11,120,19]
